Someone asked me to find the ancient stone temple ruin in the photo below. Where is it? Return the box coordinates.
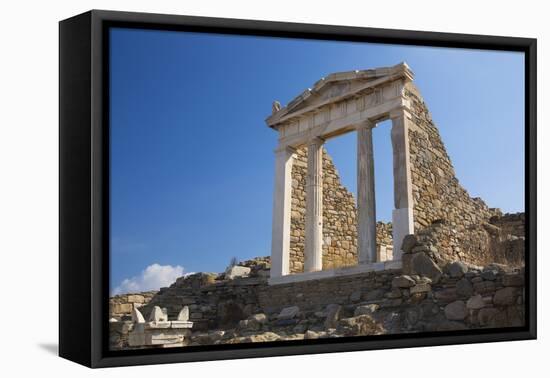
[109,63,525,350]
[267,63,416,283]
[266,62,518,284]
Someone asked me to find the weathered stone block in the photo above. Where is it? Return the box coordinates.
[410,283,431,294]
[406,252,442,283]
[434,288,458,303]
[249,313,268,324]
[225,266,251,280]
[112,303,133,314]
[354,304,379,316]
[502,273,523,287]
[466,294,485,310]
[401,234,418,254]
[447,261,468,278]
[278,306,300,320]
[473,280,496,295]
[337,315,383,336]
[127,294,145,304]
[493,287,518,306]
[392,275,416,288]
[456,278,474,298]
[480,269,497,281]
[444,300,467,321]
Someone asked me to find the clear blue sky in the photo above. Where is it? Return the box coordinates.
[109,28,524,294]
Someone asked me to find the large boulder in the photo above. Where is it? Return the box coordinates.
[447,261,468,278]
[148,306,168,322]
[456,278,474,298]
[404,252,442,283]
[466,294,485,310]
[444,300,468,321]
[401,234,418,253]
[410,283,431,294]
[392,275,416,288]
[481,269,498,281]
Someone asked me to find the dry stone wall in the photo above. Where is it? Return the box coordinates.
[406,82,501,229]
[289,147,393,272]
[405,83,515,266]
[109,291,156,319]
[489,213,525,238]
[117,251,524,350]
[376,221,393,261]
[287,82,524,270]
[290,146,358,272]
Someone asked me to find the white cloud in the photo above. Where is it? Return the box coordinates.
[112,263,184,295]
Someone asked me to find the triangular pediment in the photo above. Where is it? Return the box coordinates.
[266,62,413,128]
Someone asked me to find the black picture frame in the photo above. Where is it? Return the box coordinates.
[59,9,537,368]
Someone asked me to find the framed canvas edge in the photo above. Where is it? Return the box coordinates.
[58,9,537,369]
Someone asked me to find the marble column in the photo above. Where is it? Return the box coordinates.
[270,145,295,278]
[357,121,377,264]
[390,108,414,260]
[304,137,324,272]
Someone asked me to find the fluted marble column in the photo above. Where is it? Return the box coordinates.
[270,146,295,278]
[304,137,324,272]
[390,108,414,260]
[357,121,377,264]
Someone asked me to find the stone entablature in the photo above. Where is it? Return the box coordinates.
[266,65,414,145]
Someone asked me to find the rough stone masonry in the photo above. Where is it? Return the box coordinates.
[284,72,520,272]
[288,146,393,273]
[109,64,525,349]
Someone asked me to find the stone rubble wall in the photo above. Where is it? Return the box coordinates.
[124,248,524,349]
[405,83,515,266]
[139,272,263,332]
[290,147,357,272]
[415,214,525,268]
[376,221,393,261]
[489,212,525,238]
[289,147,393,272]
[109,291,156,319]
[287,82,524,270]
